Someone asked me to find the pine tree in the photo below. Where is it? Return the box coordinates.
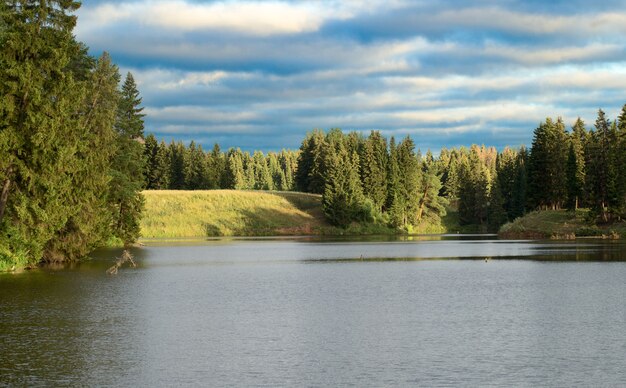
[109,72,146,244]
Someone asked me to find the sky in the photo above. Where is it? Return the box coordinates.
[75,0,626,152]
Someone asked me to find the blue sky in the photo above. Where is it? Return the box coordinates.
[75,0,626,152]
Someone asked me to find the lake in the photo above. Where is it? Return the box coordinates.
[2,236,626,386]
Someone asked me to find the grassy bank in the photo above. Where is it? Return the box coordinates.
[499,209,625,239]
[141,190,331,238]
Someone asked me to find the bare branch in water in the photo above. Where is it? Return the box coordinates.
[106,250,137,275]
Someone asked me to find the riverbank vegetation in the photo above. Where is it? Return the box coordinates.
[0,2,145,270]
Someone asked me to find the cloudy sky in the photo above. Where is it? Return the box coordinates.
[75,0,626,152]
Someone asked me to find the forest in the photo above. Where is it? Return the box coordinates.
[2,1,626,269]
[142,112,626,232]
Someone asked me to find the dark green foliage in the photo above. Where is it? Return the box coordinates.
[1,0,95,263]
[44,52,120,261]
[109,72,146,244]
[360,131,388,212]
[184,141,209,189]
[208,143,226,189]
[322,140,368,227]
[144,134,159,189]
[168,141,186,189]
[295,130,326,193]
[585,110,619,222]
[566,118,587,210]
[527,118,569,210]
[1,3,146,266]
[152,141,171,189]
[389,137,421,228]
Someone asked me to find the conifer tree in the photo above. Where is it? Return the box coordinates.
[360,131,388,212]
[0,0,88,262]
[527,118,568,210]
[110,72,146,244]
[322,142,366,227]
[207,143,225,189]
[168,141,186,189]
[144,133,159,189]
[586,110,619,222]
[617,105,626,216]
[566,118,587,210]
[152,141,170,189]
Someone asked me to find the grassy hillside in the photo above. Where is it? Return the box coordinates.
[141,190,329,238]
[499,209,625,239]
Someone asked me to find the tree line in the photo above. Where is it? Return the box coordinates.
[0,1,145,265]
[143,136,299,192]
[147,108,626,232]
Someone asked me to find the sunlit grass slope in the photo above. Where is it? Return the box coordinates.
[141,190,328,238]
[499,209,625,239]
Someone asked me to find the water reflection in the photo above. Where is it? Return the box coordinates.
[2,236,626,386]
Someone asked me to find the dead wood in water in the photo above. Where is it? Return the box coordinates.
[106,250,136,275]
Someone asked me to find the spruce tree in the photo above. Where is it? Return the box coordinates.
[586,110,618,222]
[110,72,146,244]
[152,140,171,189]
[565,118,587,210]
[322,142,366,227]
[44,52,121,260]
[144,133,159,189]
[0,0,88,263]
[360,131,388,213]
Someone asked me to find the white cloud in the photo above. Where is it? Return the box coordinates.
[78,0,356,36]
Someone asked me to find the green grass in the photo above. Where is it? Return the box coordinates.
[499,209,625,239]
[141,190,329,238]
[141,190,463,239]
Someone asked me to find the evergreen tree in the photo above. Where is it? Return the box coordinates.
[586,110,619,221]
[224,148,246,190]
[109,72,146,244]
[206,143,225,189]
[566,118,587,210]
[496,147,517,220]
[617,105,626,217]
[152,140,170,189]
[527,118,568,210]
[144,133,159,189]
[295,130,326,193]
[322,142,366,227]
[184,141,209,190]
[360,131,388,212]
[0,0,88,262]
[45,52,120,260]
[168,141,186,189]
[393,136,421,228]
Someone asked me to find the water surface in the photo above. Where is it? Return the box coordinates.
[1,236,626,386]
